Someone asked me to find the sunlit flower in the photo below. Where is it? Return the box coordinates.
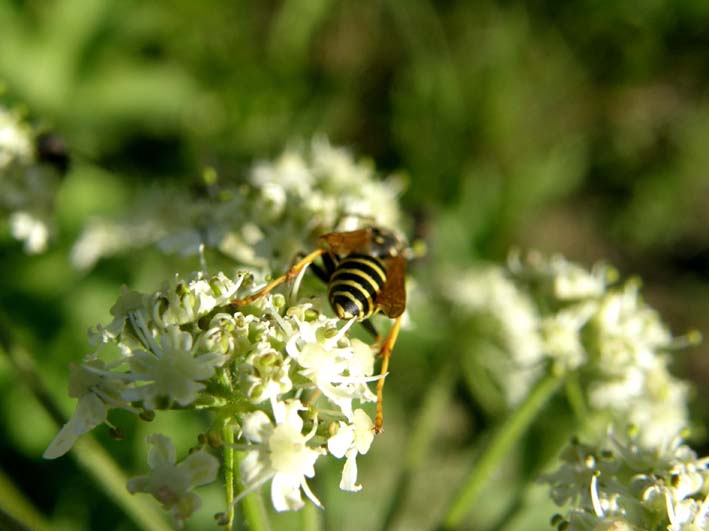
[123,325,229,410]
[509,251,610,301]
[542,431,709,531]
[447,252,694,448]
[287,318,377,420]
[151,272,245,329]
[0,106,33,170]
[327,409,375,491]
[242,345,294,403]
[239,400,325,511]
[71,137,405,272]
[540,302,596,372]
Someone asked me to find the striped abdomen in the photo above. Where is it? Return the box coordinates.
[328,253,387,321]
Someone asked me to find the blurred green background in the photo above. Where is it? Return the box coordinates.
[2,0,709,530]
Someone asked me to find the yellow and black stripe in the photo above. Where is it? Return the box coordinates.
[328,253,387,321]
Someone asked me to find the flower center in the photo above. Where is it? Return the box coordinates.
[269,424,310,475]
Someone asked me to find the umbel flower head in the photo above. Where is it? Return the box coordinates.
[442,251,694,449]
[71,137,405,271]
[541,429,709,531]
[45,268,382,519]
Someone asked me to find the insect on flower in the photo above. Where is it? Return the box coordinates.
[231,226,408,433]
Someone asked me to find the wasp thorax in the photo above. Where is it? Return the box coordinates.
[366,227,406,259]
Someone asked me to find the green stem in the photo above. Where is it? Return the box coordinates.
[302,502,321,531]
[0,506,35,531]
[440,373,563,530]
[379,360,455,531]
[218,367,237,531]
[487,429,576,531]
[223,422,236,531]
[564,372,588,422]
[234,451,270,531]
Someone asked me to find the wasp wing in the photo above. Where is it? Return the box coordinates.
[318,227,373,256]
[376,255,406,318]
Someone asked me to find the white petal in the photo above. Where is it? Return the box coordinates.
[179,450,220,487]
[195,351,230,369]
[75,393,108,429]
[126,474,152,494]
[43,418,82,459]
[300,477,323,509]
[272,399,287,425]
[174,491,202,521]
[327,423,354,459]
[282,400,304,432]
[172,327,194,352]
[147,434,176,468]
[240,448,267,484]
[352,409,375,455]
[271,474,304,512]
[242,411,273,443]
[43,394,107,459]
[339,450,362,492]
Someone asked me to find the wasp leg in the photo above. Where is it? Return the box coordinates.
[361,319,380,342]
[374,315,403,434]
[231,248,326,307]
[308,262,331,284]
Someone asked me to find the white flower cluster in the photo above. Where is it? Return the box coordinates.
[0,105,60,253]
[441,265,544,406]
[44,269,380,522]
[72,137,404,271]
[443,252,692,448]
[542,431,709,531]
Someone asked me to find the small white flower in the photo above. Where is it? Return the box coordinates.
[250,149,314,199]
[541,302,596,372]
[88,287,149,348]
[551,258,608,301]
[70,137,405,272]
[151,272,244,328]
[196,313,239,354]
[509,251,609,300]
[43,393,107,459]
[43,361,132,459]
[123,326,229,410]
[9,210,50,254]
[239,400,325,511]
[593,282,672,366]
[287,323,377,420]
[0,107,33,170]
[543,432,709,531]
[327,409,375,492]
[243,345,293,403]
[127,434,219,526]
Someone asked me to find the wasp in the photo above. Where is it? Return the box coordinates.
[231,226,407,433]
